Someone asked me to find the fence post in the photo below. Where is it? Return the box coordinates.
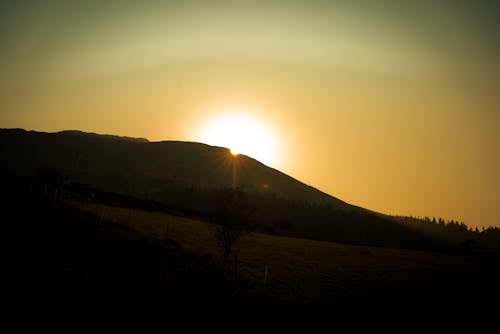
[264,265,268,288]
[164,221,170,245]
[233,253,238,282]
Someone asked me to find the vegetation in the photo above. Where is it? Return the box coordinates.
[210,186,254,268]
[395,214,500,251]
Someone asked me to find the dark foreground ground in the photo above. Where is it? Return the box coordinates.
[3,188,500,333]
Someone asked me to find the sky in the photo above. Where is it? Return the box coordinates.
[1,0,499,228]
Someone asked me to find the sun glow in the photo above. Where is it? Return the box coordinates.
[197,111,279,167]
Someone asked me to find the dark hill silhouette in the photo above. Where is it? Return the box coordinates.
[0,129,346,205]
[0,128,440,250]
[0,128,352,208]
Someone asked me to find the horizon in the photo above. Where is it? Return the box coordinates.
[2,1,499,229]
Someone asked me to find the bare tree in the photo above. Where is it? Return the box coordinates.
[210,186,253,269]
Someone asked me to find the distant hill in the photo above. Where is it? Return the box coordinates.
[0,128,443,250]
[0,128,349,208]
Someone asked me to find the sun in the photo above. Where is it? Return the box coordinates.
[197,111,279,167]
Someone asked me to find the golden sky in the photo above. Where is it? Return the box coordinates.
[2,1,499,228]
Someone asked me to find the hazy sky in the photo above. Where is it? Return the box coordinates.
[2,1,499,228]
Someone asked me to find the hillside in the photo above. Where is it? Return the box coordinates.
[0,129,349,205]
[0,128,441,250]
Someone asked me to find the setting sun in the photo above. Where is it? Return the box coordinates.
[197,111,279,167]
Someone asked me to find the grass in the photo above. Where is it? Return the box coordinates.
[67,200,499,310]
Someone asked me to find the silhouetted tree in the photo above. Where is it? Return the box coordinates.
[210,186,253,268]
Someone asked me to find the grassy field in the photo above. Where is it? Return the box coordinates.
[68,200,499,313]
[4,188,499,332]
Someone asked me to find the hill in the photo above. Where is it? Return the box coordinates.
[0,128,444,250]
[0,128,347,206]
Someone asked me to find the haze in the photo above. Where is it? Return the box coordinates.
[1,0,499,228]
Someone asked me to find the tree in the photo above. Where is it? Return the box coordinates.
[210,186,253,268]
